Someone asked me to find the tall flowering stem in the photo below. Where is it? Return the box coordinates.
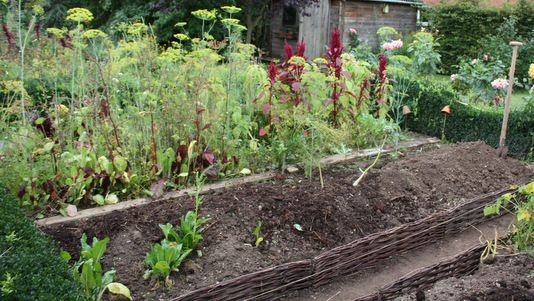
[267,62,278,131]
[376,53,389,113]
[326,28,343,127]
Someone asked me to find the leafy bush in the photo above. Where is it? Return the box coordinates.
[407,32,441,75]
[451,56,507,104]
[406,79,534,159]
[484,182,534,251]
[0,189,83,300]
[426,0,534,75]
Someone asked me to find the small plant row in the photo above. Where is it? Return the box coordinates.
[144,174,209,287]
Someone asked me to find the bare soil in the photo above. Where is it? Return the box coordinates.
[40,141,533,300]
[396,253,534,301]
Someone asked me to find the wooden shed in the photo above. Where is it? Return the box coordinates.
[271,0,423,59]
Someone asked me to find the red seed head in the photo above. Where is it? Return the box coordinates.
[296,39,306,58]
[284,40,294,62]
[268,62,278,83]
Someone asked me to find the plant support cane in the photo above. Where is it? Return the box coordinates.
[498,41,523,158]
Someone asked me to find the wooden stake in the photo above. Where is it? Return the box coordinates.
[498,41,523,158]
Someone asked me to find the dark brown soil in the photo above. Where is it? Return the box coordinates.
[396,254,534,301]
[40,141,533,300]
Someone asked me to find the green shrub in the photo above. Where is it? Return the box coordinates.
[0,189,83,300]
[426,0,534,75]
[406,80,534,159]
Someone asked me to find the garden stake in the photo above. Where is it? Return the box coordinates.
[498,41,523,158]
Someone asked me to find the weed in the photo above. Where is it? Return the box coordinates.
[253,221,264,247]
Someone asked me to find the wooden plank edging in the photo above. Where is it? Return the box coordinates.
[36,136,439,227]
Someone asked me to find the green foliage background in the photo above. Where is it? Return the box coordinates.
[426,0,534,79]
[406,80,534,159]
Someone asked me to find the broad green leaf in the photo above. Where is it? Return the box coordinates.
[154,261,170,275]
[521,182,534,195]
[34,117,45,125]
[105,194,119,205]
[43,142,55,153]
[98,156,111,174]
[93,194,105,206]
[517,208,531,222]
[483,204,499,216]
[113,156,128,173]
[106,282,132,300]
[60,250,71,263]
[240,168,251,175]
[80,260,96,291]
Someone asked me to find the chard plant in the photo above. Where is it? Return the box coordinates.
[72,234,132,301]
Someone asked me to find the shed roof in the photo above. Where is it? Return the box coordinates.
[356,0,423,5]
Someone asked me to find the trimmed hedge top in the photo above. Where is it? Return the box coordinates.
[0,189,83,300]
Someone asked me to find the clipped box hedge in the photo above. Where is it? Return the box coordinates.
[0,189,82,300]
[406,80,534,159]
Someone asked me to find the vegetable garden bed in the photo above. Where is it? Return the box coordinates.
[40,142,533,300]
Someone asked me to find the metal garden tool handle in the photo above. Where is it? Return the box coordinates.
[498,41,523,158]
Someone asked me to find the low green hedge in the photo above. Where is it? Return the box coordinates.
[0,189,82,300]
[406,80,534,159]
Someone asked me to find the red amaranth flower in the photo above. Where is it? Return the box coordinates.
[378,54,388,84]
[296,39,306,58]
[35,22,41,40]
[268,62,278,85]
[284,40,294,62]
[326,28,344,126]
[2,23,16,48]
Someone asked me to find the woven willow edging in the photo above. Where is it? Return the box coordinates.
[355,244,486,301]
[171,186,517,301]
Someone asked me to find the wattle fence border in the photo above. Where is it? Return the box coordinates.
[169,187,515,301]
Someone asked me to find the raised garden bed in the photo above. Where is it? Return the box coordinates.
[40,141,533,300]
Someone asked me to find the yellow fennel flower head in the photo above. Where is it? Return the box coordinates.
[221,6,242,14]
[221,18,240,27]
[288,56,306,67]
[56,104,69,114]
[82,29,108,39]
[233,24,247,32]
[174,33,189,41]
[529,63,534,80]
[66,8,94,23]
[175,22,187,27]
[191,9,217,21]
[127,22,149,35]
[313,57,328,65]
[32,5,44,16]
[46,27,67,38]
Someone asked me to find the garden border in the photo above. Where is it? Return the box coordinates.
[168,187,517,301]
[354,243,486,301]
[36,136,439,227]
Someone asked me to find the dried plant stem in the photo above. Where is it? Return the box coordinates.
[353,136,387,187]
